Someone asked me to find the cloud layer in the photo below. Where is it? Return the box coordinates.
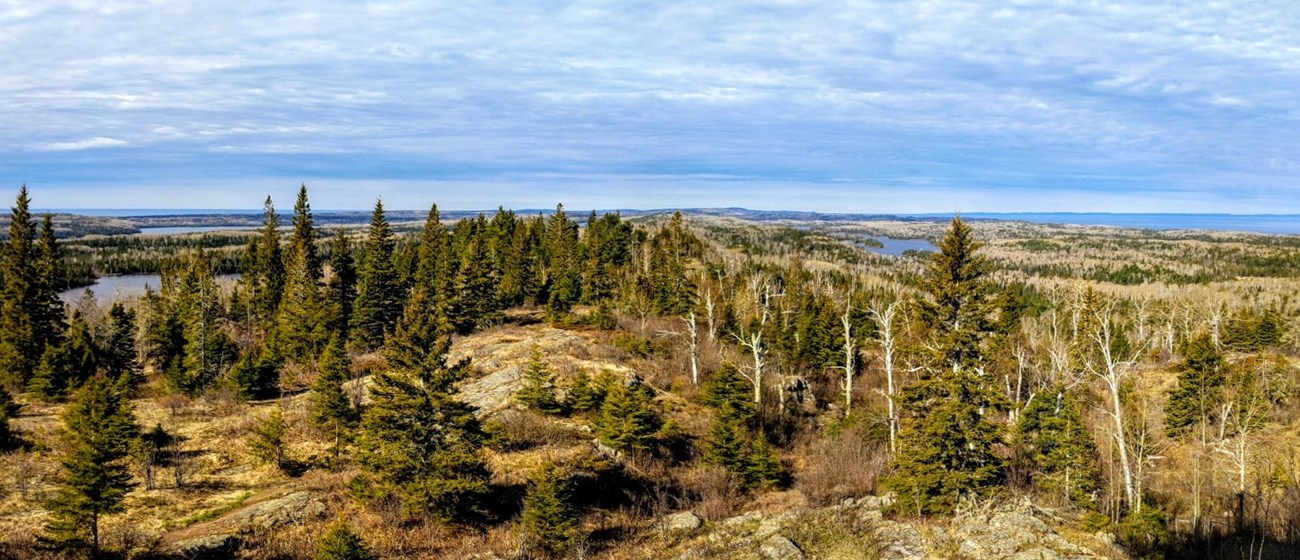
[3,1,1300,212]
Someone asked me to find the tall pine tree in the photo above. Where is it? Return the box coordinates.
[0,186,39,389]
[325,228,357,340]
[885,217,1008,515]
[350,200,402,351]
[313,335,360,465]
[250,196,284,330]
[277,184,328,362]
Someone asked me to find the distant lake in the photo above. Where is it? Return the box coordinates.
[137,226,257,235]
[871,237,936,256]
[908,213,1300,235]
[61,274,239,302]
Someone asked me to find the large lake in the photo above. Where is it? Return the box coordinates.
[60,274,239,302]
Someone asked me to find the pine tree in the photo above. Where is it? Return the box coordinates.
[389,205,455,362]
[521,462,580,558]
[250,196,284,329]
[1015,387,1101,507]
[277,184,328,362]
[451,216,502,333]
[247,406,288,469]
[648,212,698,315]
[517,347,563,414]
[350,200,402,351]
[104,303,142,391]
[313,335,359,465]
[595,377,660,452]
[315,522,377,560]
[546,204,582,316]
[227,342,283,400]
[0,186,39,388]
[33,213,67,345]
[884,216,1008,515]
[1165,333,1226,437]
[177,250,236,394]
[703,362,756,421]
[325,228,357,339]
[352,336,491,521]
[42,374,138,558]
[29,312,98,400]
[0,385,16,446]
[701,363,779,488]
[567,370,605,413]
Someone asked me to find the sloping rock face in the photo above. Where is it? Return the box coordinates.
[652,496,1125,560]
[160,490,327,558]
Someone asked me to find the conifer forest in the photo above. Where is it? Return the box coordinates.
[4,184,1300,560]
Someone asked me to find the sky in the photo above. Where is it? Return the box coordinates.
[3,1,1300,213]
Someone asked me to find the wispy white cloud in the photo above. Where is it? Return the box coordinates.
[3,0,1300,211]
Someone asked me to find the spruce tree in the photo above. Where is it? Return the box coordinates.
[567,370,604,413]
[517,347,563,414]
[451,217,502,333]
[247,406,288,469]
[177,249,236,394]
[315,522,377,560]
[1015,387,1101,507]
[227,342,283,400]
[29,312,98,400]
[277,184,328,362]
[350,200,402,351]
[250,196,284,329]
[884,216,1008,515]
[104,303,142,391]
[0,385,16,446]
[1165,333,1226,437]
[0,186,39,388]
[595,376,660,452]
[545,204,582,316]
[701,363,780,488]
[390,205,455,359]
[325,228,357,339]
[33,213,67,345]
[352,336,491,521]
[521,462,580,558]
[42,374,139,558]
[313,335,359,465]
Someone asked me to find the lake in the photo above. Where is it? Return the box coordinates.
[60,274,240,302]
[137,226,257,235]
[871,237,936,256]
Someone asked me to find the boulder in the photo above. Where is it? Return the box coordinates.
[758,535,804,560]
[660,511,704,533]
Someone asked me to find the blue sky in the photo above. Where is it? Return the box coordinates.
[3,1,1300,213]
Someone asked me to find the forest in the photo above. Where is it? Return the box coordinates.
[1,184,1299,560]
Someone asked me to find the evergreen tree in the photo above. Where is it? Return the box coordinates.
[701,363,779,488]
[567,370,605,413]
[325,228,357,339]
[33,213,67,345]
[29,312,98,400]
[451,216,502,333]
[1015,387,1101,507]
[247,406,288,469]
[521,462,580,558]
[42,374,139,558]
[277,184,328,362]
[647,212,698,315]
[703,362,756,421]
[313,335,359,465]
[517,347,563,414]
[1165,333,1226,437]
[315,522,377,560]
[884,217,1008,515]
[103,302,141,390]
[177,250,237,394]
[0,385,16,446]
[350,200,402,351]
[249,196,284,329]
[390,205,455,358]
[0,186,39,388]
[352,336,491,521]
[227,342,282,399]
[545,204,582,316]
[595,376,660,452]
